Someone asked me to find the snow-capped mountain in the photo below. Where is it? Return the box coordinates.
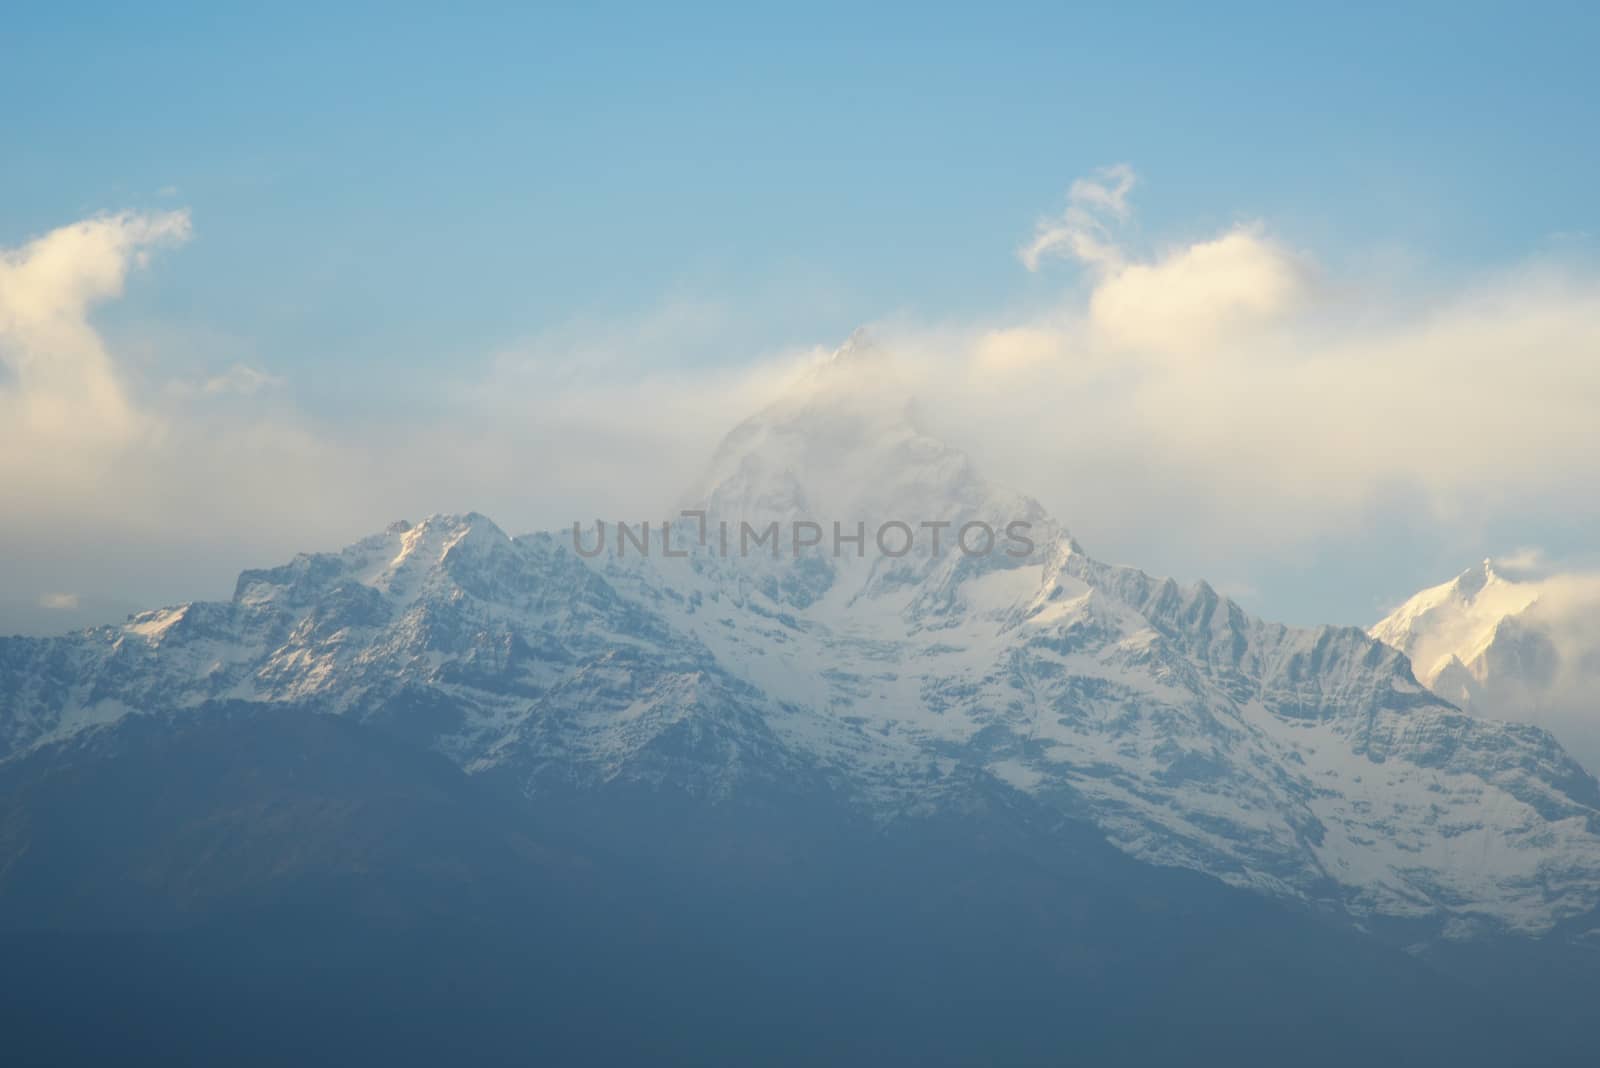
[1373,559,1600,774]
[7,336,1600,942]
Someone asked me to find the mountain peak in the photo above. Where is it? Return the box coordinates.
[12,495,1600,944]
[777,327,906,414]
[686,333,1056,546]
[829,326,883,364]
[1452,558,1499,599]
[1371,559,1542,692]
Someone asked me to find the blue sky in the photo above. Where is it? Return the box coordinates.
[3,3,1599,630]
[9,3,1596,365]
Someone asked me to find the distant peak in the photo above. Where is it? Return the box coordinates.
[414,511,500,532]
[792,327,904,401]
[387,513,512,558]
[1453,559,1497,598]
[830,326,882,363]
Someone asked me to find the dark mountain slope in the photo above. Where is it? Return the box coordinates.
[0,705,1582,1066]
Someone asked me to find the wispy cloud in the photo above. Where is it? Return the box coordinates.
[1018,163,1136,272]
[186,364,283,397]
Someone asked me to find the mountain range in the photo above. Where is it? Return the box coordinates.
[5,333,1600,1063]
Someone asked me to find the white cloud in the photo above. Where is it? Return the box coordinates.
[970,324,1072,373]
[3,178,1598,632]
[1492,547,1551,578]
[892,170,1600,587]
[0,212,190,460]
[0,212,192,330]
[38,592,80,610]
[1018,163,1136,272]
[201,364,282,396]
[1088,226,1312,352]
[1019,167,1311,353]
[0,212,382,609]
